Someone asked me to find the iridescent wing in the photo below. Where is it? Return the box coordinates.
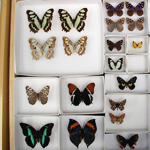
[39,86,50,104]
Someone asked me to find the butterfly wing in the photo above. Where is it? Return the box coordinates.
[126,2,135,16]
[68,83,81,106]
[109,99,117,111]
[20,123,37,148]
[116,58,123,70]
[84,119,97,148]
[39,123,54,148]
[128,134,139,149]
[109,113,117,124]
[116,135,127,149]
[74,8,88,32]
[116,18,125,32]
[58,9,73,32]
[68,119,82,148]
[136,1,144,16]
[42,37,56,59]
[28,38,43,60]
[75,36,87,55]
[136,17,144,31]
[137,41,143,48]
[117,77,127,90]
[126,18,135,31]
[39,86,50,104]
[117,113,125,124]
[106,18,115,32]
[62,37,75,56]
[107,40,115,51]
[105,2,115,17]
[83,83,95,105]
[115,40,123,51]
[133,41,137,48]
[127,76,137,90]
[26,10,41,33]
[25,86,37,105]
[118,99,126,111]
[41,9,54,32]
[108,58,116,70]
[115,2,124,16]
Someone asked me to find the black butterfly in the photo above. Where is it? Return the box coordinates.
[117,76,137,90]
[58,8,88,32]
[105,2,124,17]
[109,99,126,111]
[117,134,139,149]
[68,119,97,148]
[20,123,54,148]
[68,83,95,106]
[108,58,123,70]
[126,1,144,16]
[107,40,123,51]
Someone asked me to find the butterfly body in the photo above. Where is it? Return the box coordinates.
[68,119,97,148]
[62,36,87,56]
[26,9,54,33]
[58,8,88,32]
[20,123,54,148]
[108,58,123,70]
[109,113,125,124]
[117,76,137,90]
[109,99,126,111]
[117,134,139,149]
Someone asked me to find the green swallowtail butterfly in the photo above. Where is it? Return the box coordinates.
[108,58,123,70]
[58,8,88,32]
[20,123,54,148]
[28,37,56,60]
[26,9,54,33]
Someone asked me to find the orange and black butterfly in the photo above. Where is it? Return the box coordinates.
[109,113,125,124]
[116,134,139,149]
[107,40,123,51]
[68,119,97,148]
[109,99,126,111]
[68,83,95,106]
[132,41,143,49]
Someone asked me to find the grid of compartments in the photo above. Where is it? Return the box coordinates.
[11,0,150,150]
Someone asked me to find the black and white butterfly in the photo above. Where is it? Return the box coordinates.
[26,9,54,33]
[117,76,137,90]
[58,8,88,32]
[108,58,123,70]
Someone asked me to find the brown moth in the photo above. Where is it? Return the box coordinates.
[109,99,126,111]
[109,113,125,124]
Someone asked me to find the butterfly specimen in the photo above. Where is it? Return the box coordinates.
[126,17,144,31]
[108,58,123,70]
[126,1,144,16]
[117,76,137,90]
[109,113,125,124]
[62,36,87,56]
[132,41,143,48]
[68,119,97,148]
[58,8,88,32]
[109,99,126,111]
[20,123,54,148]
[68,83,95,106]
[26,9,54,33]
[116,134,139,149]
[105,2,124,17]
[107,40,123,51]
[25,85,50,105]
[106,18,125,32]
[28,37,56,60]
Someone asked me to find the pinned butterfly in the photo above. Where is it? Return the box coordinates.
[117,76,137,90]
[108,58,123,70]
[105,2,124,17]
[116,134,139,149]
[132,41,143,49]
[107,40,123,51]
[109,113,125,124]
[106,18,125,32]
[28,37,56,60]
[58,8,88,32]
[68,119,97,148]
[126,1,144,16]
[109,99,126,111]
[68,83,95,106]
[62,36,87,56]
[26,9,54,33]
[20,123,54,148]
[25,85,50,105]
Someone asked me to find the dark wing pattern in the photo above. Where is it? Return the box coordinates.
[127,76,137,90]
[128,134,139,149]
[116,135,127,149]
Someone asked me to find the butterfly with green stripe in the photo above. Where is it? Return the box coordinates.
[26,9,54,33]
[20,123,54,148]
[58,8,88,32]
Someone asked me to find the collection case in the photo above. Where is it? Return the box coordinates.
[9,0,150,150]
